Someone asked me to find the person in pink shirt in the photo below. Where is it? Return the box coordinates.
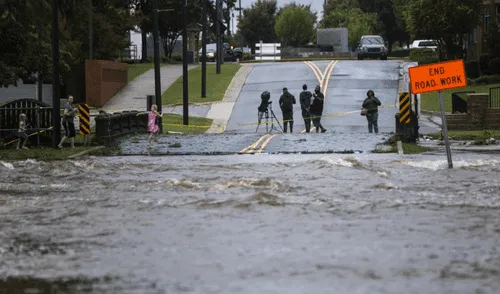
[147,104,161,148]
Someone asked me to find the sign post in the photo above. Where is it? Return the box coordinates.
[408,59,467,169]
[438,91,453,168]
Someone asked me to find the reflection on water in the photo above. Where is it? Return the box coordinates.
[1,153,500,293]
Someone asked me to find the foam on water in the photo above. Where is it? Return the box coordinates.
[399,159,500,170]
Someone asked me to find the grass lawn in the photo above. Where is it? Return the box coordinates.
[128,63,157,82]
[374,140,435,154]
[0,146,102,160]
[161,113,213,134]
[425,130,500,141]
[162,64,240,105]
[421,83,500,112]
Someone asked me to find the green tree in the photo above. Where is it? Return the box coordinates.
[321,7,377,47]
[406,0,481,60]
[275,5,316,47]
[0,0,135,87]
[157,0,202,58]
[484,21,500,58]
[237,0,278,51]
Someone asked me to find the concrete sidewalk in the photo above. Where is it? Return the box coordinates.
[102,64,198,112]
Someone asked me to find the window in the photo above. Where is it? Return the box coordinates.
[484,7,490,30]
[497,5,500,23]
[471,28,477,45]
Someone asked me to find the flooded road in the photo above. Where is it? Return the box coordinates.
[1,152,500,293]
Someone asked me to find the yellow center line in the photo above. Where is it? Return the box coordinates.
[304,61,323,85]
[301,60,338,133]
[254,134,276,154]
[323,60,338,98]
[239,134,269,154]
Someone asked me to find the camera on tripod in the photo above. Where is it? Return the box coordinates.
[258,91,271,113]
[256,91,283,133]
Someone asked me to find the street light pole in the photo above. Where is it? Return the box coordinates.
[51,0,61,148]
[215,0,221,74]
[201,0,207,97]
[182,0,189,125]
[152,0,162,115]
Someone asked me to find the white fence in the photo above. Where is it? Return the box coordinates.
[255,43,281,61]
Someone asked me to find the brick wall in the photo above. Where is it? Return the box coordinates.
[85,60,128,107]
[446,93,500,130]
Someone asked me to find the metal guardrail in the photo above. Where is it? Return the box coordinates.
[490,87,500,108]
[94,111,149,144]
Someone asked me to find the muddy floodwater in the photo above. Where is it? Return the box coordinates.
[1,153,500,294]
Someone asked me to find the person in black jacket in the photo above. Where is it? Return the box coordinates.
[362,90,382,133]
[311,85,326,133]
[279,87,296,133]
[299,84,312,133]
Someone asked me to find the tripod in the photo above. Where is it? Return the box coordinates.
[256,103,283,133]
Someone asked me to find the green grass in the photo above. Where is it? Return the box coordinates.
[162,64,240,105]
[402,143,435,154]
[0,146,98,160]
[128,63,156,82]
[162,113,213,134]
[373,140,434,154]
[421,83,500,112]
[425,130,500,141]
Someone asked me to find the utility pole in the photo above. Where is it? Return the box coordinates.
[51,0,61,148]
[216,0,221,74]
[152,0,162,115]
[201,0,207,97]
[182,0,189,125]
[37,23,43,102]
[88,0,93,60]
[238,0,243,50]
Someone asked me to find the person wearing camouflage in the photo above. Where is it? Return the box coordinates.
[299,84,313,133]
[311,85,326,133]
[279,87,296,133]
[362,89,382,133]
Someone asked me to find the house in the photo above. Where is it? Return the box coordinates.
[469,0,500,60]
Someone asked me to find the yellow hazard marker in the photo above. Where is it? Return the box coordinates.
[398,92,411,124]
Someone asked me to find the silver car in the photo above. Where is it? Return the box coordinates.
[357,35,388,60]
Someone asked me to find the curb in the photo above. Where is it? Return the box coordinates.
[67,146,107,159]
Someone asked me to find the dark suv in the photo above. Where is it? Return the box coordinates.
[356,35,388,60]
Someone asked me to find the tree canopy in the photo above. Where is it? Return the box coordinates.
[406,0,481,59]
[237,0,278,51]
[275,4,316,47]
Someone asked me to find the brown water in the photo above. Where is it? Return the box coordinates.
[1,153,500,293]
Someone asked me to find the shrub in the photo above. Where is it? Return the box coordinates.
[488,58,500,75]
[465,60,480,79]
[409,48,439,64]
[389,49,410,58]
[473,74,500,85]
[479,54,491,75]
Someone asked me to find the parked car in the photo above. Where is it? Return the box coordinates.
[198,43,242,62]
[198,43,216,62]
[356,35,388,60]
[410,39,438,51]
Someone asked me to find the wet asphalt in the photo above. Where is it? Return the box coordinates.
[121,60,401,155]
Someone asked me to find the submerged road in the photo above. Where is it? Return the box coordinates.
[121,60,401,155]
[1,154,500,293]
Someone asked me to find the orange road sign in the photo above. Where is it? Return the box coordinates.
[408,59,467,94]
